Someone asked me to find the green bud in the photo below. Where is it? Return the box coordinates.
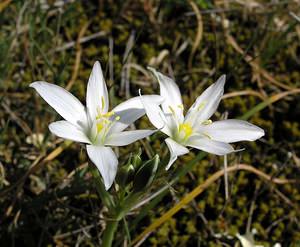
[132,148,142,170]
[116,163,135,188]
[132,154,159,192]
[132,154,142,169]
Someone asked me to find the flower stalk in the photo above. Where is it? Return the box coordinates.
[90,166,115,209]
[102,218,119,247]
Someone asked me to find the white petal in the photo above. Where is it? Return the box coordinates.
[139,91,171,136]
[236,233,255,247]
[186,135,234,155]
[110,95,164,133]
[112,95,164,112]
[185,75,226,126]
[105,129,156,146]
[165,138,189,170]
[86,145,118,190]
[49,121,91,144]
[148,67,184,122]
[198,119,265,143]
[86,61,109,121]
[164,113,179,134]
[30,81,87,128]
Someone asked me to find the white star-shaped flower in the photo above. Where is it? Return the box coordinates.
[140,68,265,169]
[30,61,163,190]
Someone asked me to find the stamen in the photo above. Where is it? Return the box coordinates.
[101,96,105,110]
[97,122,104,132]
[197,101,206,111]
[96,106,102,119]
[177,104,184,110]
[202,119,212,125]
[102,111,115,118]
[94,109,119,144]
[168,105,175,115]
[101,114,120,138]
[202,132,212,139]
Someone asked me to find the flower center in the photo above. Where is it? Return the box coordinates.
[179,123,193,137]
[93,108,120,144]
[175,123,193,143]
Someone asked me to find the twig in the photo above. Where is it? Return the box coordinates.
[109,37,114,83]
[66,22,90,91]
[222,90,265,101]
[1,101,32,135]
[265,214,292,234]
[188,0,203,70]
[224,155,229,200]
[225,32,294,91]
[246,184,259,234]
[54,223,101,240]
[51,31,107,53]
[121,31,135,98]
[290,12,300,22]
[273,187,295,208]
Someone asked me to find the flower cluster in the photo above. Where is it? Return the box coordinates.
[31,61,264,190]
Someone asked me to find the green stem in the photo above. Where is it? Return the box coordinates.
[90,166,115,209]
[102,219,119,247]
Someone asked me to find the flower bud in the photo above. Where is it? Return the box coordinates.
[116,163,135,188]
[132,154,142,170]
[132,154,159,192]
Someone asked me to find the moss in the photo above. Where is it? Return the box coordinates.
[1,0,300,246]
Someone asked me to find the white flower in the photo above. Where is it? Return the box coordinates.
[236,231,281,247]
[140,68,265,169]
[236,232,266,247]
[236,233,259,247]
[30,61,163,190]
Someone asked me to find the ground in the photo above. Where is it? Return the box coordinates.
[0,0,300,246]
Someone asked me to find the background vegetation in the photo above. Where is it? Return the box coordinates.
[0,0,300,246]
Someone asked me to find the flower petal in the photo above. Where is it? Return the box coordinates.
[30,81,87,128]
[86,145,118,190]
[198,119,265,143]
[110,95,164,133]
[112,95,164,112]
[105,129,156,146]
[49,121,91,144]
[86,61,109,121]
[236,233,256,247]
[165,138,189,170]
[139,91,171,136]
[148,67,184,122]
[185,75,226,126]
[186,135,234,155]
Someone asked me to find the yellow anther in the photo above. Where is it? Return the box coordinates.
[101,96,105,110]
[197,101,206,111]
[96,106,102,119]
[202,119,212,125]
[203,132,212,139]
[115,116,121,121]
[177,104,184,110]
[102,111,115,118]
[169,105,175,115]
[97,122,104,133]
[179,123,193,139]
